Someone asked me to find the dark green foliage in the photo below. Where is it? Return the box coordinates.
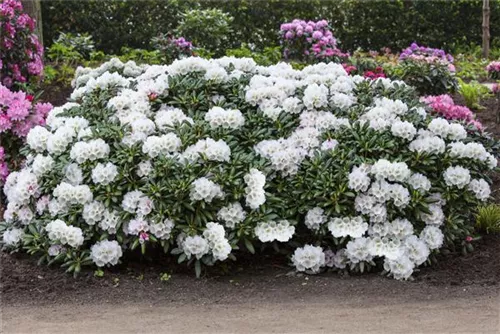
[42,0,500,55]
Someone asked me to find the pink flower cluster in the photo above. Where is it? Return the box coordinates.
[486,61,500,80]
[0,146,8,183]
[280,19,348,62]
[421,94,482,130]
[1,0,44,88]
[0,84,52,137]
[400,42,455,71]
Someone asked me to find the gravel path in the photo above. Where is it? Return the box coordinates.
[2,289,499,333]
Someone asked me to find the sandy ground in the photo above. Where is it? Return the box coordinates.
[2,291,499,334]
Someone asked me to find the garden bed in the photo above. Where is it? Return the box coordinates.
[3,92,499,307]
[2,233,499,307]
[1,58,500,302]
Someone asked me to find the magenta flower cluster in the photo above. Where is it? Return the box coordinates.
[400,42,455,71]
[0,84,52,137]
[172,37,193,52]
[0,146,8,183]
[486,61,500,80]
[0,83,52,183]
[421,94,482,130]
[0,0,44,88]
[280,19,348,62]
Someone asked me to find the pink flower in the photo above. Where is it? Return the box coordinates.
[0,114,13,132]
[139,232,149,244]
[0,161,9,183]
[312,30,323,39]
[465,236,473,242]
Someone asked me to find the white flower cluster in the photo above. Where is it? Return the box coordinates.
[45,219,84,248]
[217,202,247,228]
[244,169,266,209]
[304,207,327,230]
[254,220,295,242]
[205,107,245,129]
[292,245,326,273]
[180,223,231,261]
[190,177,224,203]
[182,138,231,163]
[2,228,24,246]
[90,240,123,267]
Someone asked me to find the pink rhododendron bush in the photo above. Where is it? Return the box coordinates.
[1,57,498,280]
[0,0,44,88]
[280,19,348,63]
[0,83,52,183]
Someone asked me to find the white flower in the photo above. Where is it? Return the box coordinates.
[142,133,182,158]
[420,204,445,225]
[320,139,338,151]
[443,166,471,189]
[60,226,84,248]
[244,169,266,209]
[328,216,368,238]
[182,235,209,259]
[345,237,373,264]
[182,138,231,163]
[92,162,118,185]
[303,83,329,109]
[82,201,105,225]
[136,161,153,178]
[370,160,410,182]
[32,154,55,177]
[127,217,150,235]
[388,218,414,239]
[391,120,416,140]
[155,107,193,131]
[304,207,327,230]
[122,190,148,214]
[189,177,224,203]
[64,163,83,185]
[27,126,51,152]
[99,210,121,234]
[217,203,246,228]
[428,118,451,138]
[205,107,245,129]
[3,228,24,246]
[408,173,431,192]
[255,220,295,242]
[468,179,491,201]
[384,255,415,280]
[420,226,444,250]
[409,135,446,155]
[149,219,175,240]
[404,235,430,265]
[348,167,371,192]
[292,245,325,273]
[91,240,123,267]
[282,97,303,114]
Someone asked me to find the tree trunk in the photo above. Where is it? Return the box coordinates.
[482,0,490,59]
[21,0,43,46]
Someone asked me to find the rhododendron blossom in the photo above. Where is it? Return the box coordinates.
[280,19,348,63]
[0,0,44,88]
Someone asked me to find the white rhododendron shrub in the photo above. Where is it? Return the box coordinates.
[1,57,498,280]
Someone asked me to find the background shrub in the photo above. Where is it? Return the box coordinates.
[41,0,500,55]
[175,9,233,56]
[0,0,44,89]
